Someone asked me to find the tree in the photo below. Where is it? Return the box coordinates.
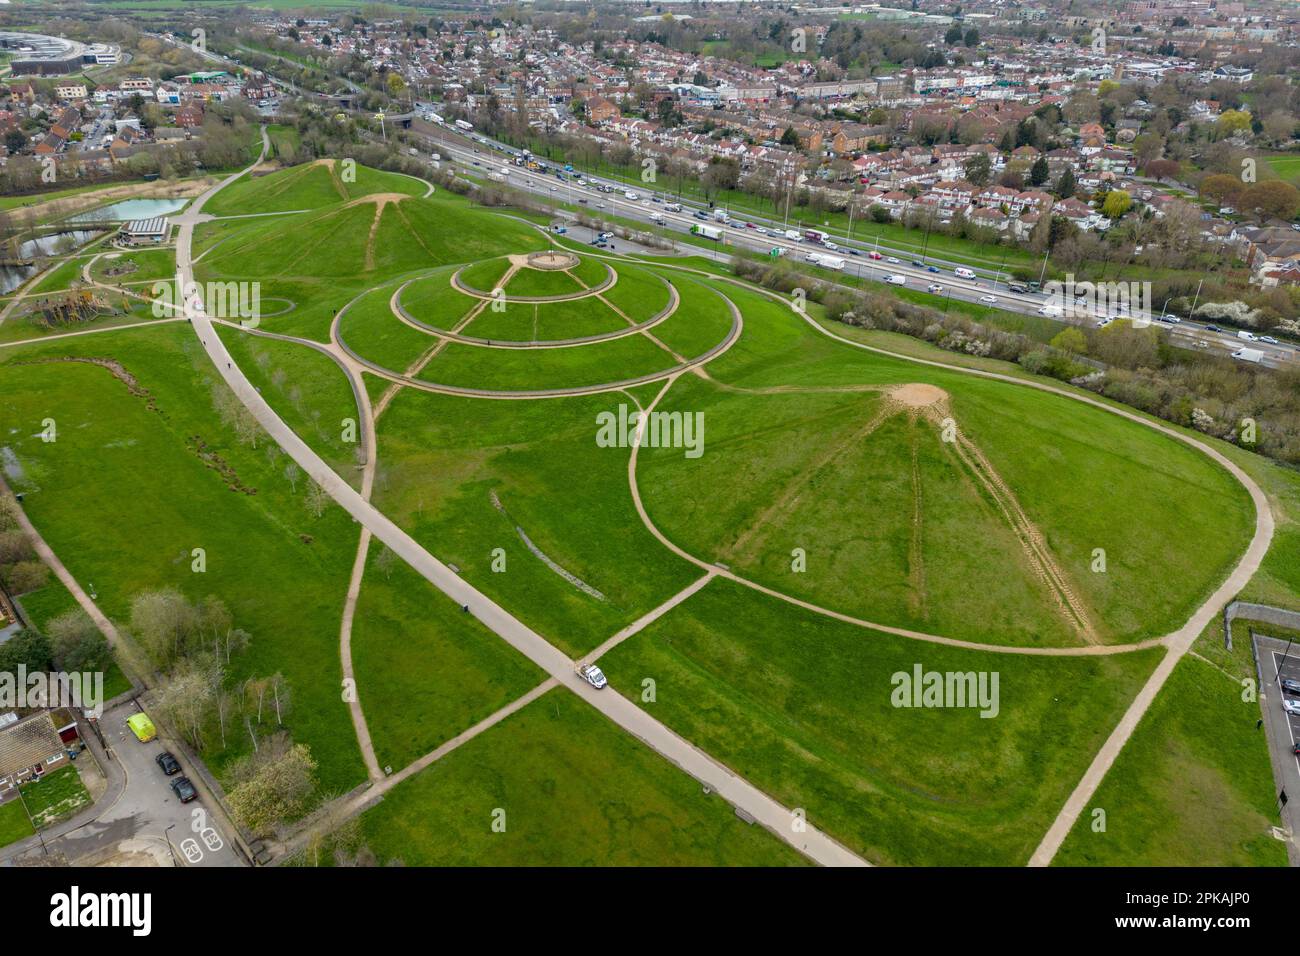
[1262,111,1297,145]
[1054,166,1077,199]
[1199,172,1245,207]
[0,629,52,675]
[1050,327,1087,354]
[47,610,111,673]
[130,588,198,667]
[4,129,26,154]
[1215,109,1252,139]
[226,736,317,836]
[1242,180,1300,223]
[779,125,800,147]
[1029,155,1050,186]
[944,24,963,45]
[1102,189,1132,219]
[1144,159,1180,183]
[963,28,980,47]
[305,480,329,518]
[964,152,991,186]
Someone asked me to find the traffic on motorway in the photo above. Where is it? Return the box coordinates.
[417,120,1297,369]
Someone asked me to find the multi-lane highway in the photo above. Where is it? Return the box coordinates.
[416,123,1297,369]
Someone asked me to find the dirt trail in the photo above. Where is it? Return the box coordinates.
[729,398,892,563]
[932,409,1099,642]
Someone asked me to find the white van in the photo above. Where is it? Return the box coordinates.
[885,274,907,286]
[954,267,977,280]
[784,229,803,242]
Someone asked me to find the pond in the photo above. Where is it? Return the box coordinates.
[0,229,104,295]
[68,197,190,223]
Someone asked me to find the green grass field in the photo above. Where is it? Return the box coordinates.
[0,799,34,847]
[356,687,806,866]
[4,157,1283,866]
[1054,654,1286,866]
[19,765,90,829]
[598,577,1163,865]
[0,326,366,793]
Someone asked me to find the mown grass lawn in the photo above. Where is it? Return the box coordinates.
[0,798,35,847]
[357,687,807,866]
[0,326,366,792]
[372,388,700,656]
[1054,655,1287,866]
[20,765,90,829]
[350,550,546,772]
[598,577,1163,865]
[641,283,1255,647]
[215,326,363,488]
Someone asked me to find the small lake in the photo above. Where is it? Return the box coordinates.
[69,198,189,223]
[0,229,104,295]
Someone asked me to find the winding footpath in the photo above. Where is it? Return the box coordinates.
[175,131,868,867]
[62,135,1269,867]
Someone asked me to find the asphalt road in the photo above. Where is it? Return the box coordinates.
[1257,635,1300,862]
[421,126,1297,369]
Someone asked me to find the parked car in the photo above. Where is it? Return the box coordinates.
[1283,698,1300,716]
[170,776,198,803]
[579,664,608,689]
[1281,678,1300,695]
[156,751,181,776]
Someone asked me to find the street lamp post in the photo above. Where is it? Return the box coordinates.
[164,824,179,866]
[1189,277,1205,321]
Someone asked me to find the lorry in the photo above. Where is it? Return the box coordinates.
[692,224,723,240]
[809,253,846,271]
[804,229,829,243]
[713,209,730,223]
[1231,347,1264,364]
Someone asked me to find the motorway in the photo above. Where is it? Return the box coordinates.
[414,123,1298,370]
[145,27,1297,369]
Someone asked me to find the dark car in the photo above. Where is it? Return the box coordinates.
[847,248,861,256]
[1282,678,1300,695]
[1206,325,1222,332]
[171,776,198,803]
[911,260,924,267]
[927,265,940,273]
[156,751,181,776]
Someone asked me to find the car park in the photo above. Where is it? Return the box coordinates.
[156,751,181,776]
[171,776,198,803]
